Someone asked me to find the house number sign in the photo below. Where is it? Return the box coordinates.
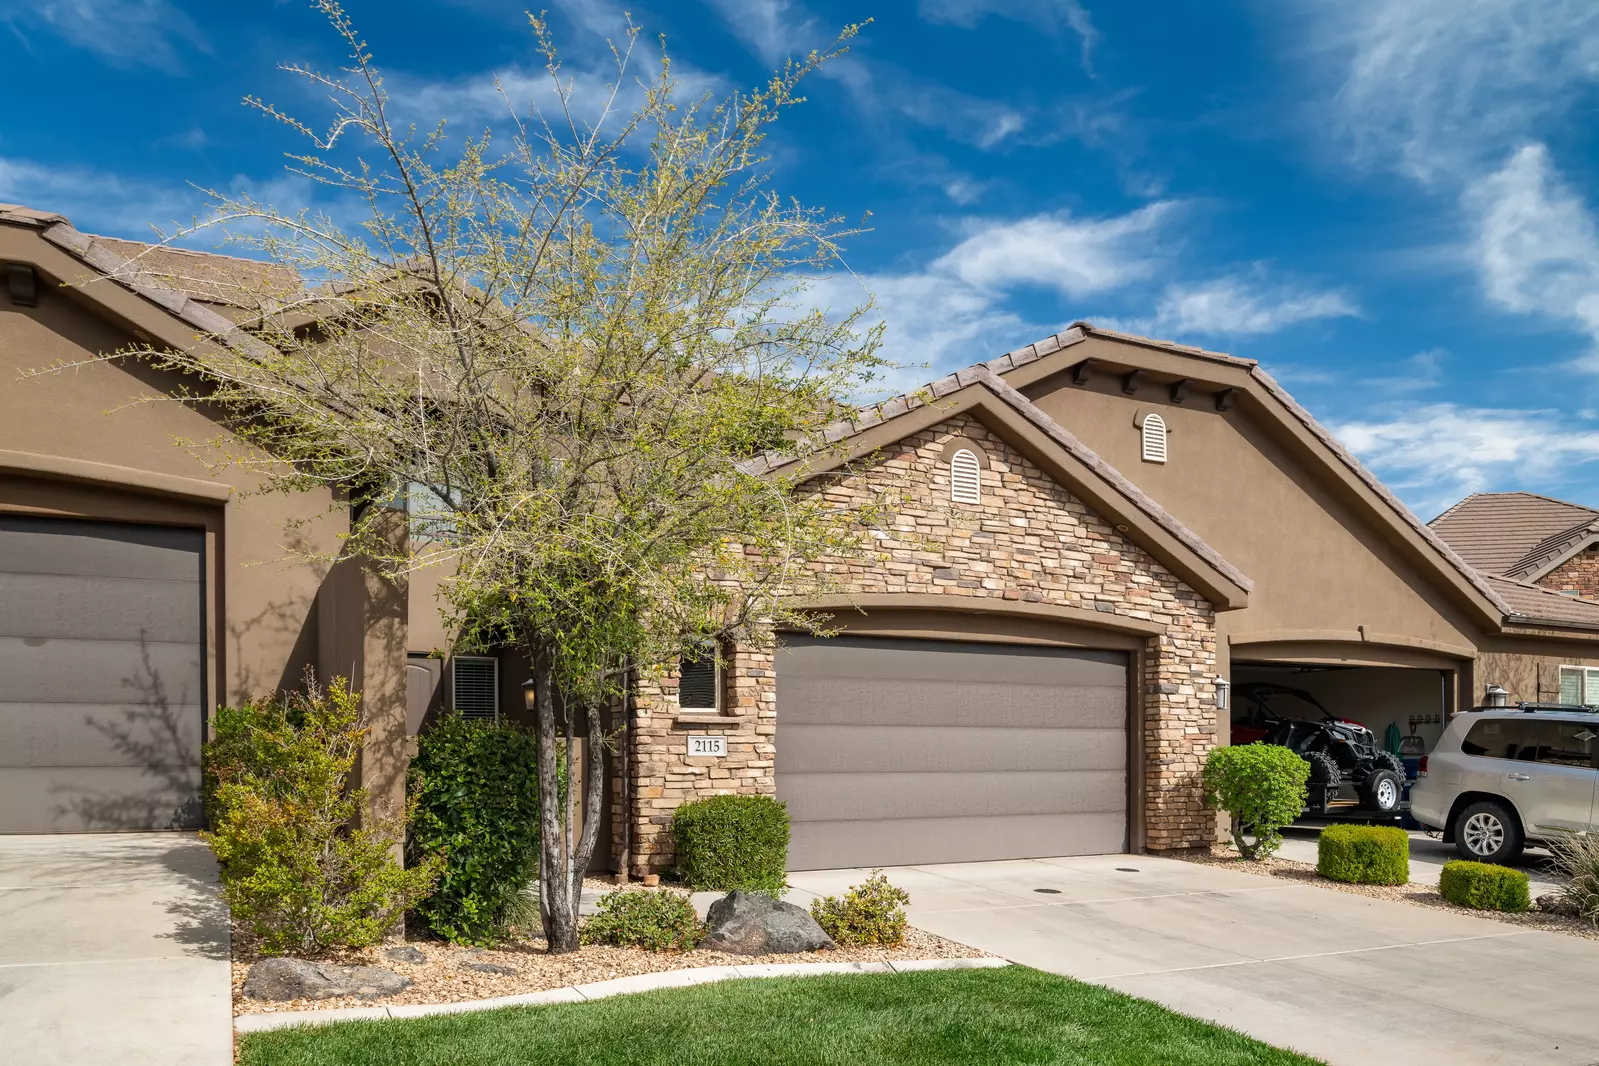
[687,735,727,757]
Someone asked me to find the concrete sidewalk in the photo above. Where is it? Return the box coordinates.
[0,834,232,1065]
[787,854,1599,1066]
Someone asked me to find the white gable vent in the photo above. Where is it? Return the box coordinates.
[1140,413,1168,464]
[452,656,499,719]
[950,448,982,505]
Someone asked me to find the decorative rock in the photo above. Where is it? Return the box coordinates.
[461,961,519,976]
[700,891,836,955]
[385,946,427,965]
[243,958,412,1001]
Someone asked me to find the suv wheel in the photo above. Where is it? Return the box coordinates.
[1455,799,1524,864]
[1360,768,1404,814]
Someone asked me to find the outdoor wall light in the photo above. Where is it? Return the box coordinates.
[522,678,538,711]
[1215,677,1230,711]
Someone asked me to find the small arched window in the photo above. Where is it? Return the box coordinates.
[1140,413,1168,464]
[950,448,982,505]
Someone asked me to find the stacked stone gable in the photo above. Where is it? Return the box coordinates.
[620,414,1220,875]
[1538,548,1599,601]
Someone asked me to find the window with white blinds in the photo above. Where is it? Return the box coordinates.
[452,656,499,719]
[1558,666,1599,705]
[1141,413,1168,464]
[950,448,982,505]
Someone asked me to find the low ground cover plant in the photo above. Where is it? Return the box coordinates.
[407,713,542,945]
[672,795,789,893]
[1201,744,1310,859]
[581,889,704,952]
[810,871,911,946]
[203,677,440,956]
[1546,831,1599,923]
[1316,824,1409,885]
[1439,860,1530,913]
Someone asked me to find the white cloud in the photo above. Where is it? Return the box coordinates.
[1333,402,1599,517]
[1120,273,1358,339]
[918,0,1098,75]
[0,156,195,235]
[933,202,1177,295]
[0,0,209,72]
[1465,144,1599,353]
[699,0,819,67]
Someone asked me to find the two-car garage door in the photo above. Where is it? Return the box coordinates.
[0,517,206,833]
[776,635,1128,870]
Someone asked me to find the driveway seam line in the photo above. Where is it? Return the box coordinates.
[1091,929,1535,979]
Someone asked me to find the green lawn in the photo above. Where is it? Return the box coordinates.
[238,966,1322,1066]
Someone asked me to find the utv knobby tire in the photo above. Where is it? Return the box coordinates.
[1372,750,1406,778]
[1359,768,1404,814]
[1304,751,1340,815]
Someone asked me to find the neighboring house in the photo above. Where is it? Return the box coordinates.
[6,201,1599,875]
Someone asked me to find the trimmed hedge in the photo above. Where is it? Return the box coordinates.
[1439,860,1530,913]
[1317,824,1410,886]
[672,794,789,893]
[407,713,542,944]
[1202,744,1310,859]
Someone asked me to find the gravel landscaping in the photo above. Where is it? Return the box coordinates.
[1183,847,1599,941]
[232,926,990,1016]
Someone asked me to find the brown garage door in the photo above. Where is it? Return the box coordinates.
[776,635,1128,870]
[0,517,206,833]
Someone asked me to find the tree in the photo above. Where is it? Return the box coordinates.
[72,4,888,952]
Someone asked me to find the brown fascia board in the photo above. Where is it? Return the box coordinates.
[760,371,1252,612]
[995,324,1512,629]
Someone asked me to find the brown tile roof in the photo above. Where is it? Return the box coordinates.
[86,236,304,311]
[1429,492,1599,576]
[1485,574,1599,630]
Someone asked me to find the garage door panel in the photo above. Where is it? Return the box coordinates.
[0,519,202,581]
[0,703,206,768]
[788,813,1126,871]
[0,638,204,705]
[777,724,1126,774]
[777,676,1124,729]
[778,638,1124,687]
[780,770,1126,822]
[0,573,202,642]
[0,766,204,834]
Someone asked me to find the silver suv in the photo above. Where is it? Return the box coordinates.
[1410,705,1598,864]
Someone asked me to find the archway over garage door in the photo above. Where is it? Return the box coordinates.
[0,516,206,833]
[776,634,1128,871]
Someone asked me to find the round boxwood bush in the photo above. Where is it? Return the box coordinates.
[1201,744,1310,859]
[581,889,703,952]
[1439,860,1530,913]
[671,794,789,893]
[1317,824,1409,885]
[407,713,541,944]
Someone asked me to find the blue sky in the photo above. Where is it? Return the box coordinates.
[4,1,1599,519]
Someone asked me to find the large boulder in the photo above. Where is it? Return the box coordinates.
[700,891,836,955]
[243,957,413,1001]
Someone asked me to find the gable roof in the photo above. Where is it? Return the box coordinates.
[1485,574,1599,631]
[87,236,304,312]
[1430,491,1599,579]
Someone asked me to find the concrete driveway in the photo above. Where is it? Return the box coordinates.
[0,834,232,1065]
[787,854,1599,1066]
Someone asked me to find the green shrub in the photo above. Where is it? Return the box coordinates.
[407,713,542,945]
[672,795,789,893]
[1439,860,1530,912]
[1546,831,1599,923]
[809,871,911,946]
[1201,744,1310,859]
[202,677,441,956]
[1317,824,1409,885]
[581,889,703,952]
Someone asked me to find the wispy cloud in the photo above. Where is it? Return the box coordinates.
[1118,272,1358,339]
[934,202,1177,295]
[0,156,196,235]
[699,0,819,67]
[1333,402,1599,517]
[918,0,1099,75]
[1,0,210,72]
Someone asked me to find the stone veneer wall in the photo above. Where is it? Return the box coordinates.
[1538,549,1599,602]
[619,414,1219,875]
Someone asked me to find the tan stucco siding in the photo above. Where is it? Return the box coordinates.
[1022,356,1485,659]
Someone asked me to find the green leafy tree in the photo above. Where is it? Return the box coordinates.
[76,5,888,952]
[1201,744,1310,860]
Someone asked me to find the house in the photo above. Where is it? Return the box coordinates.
[5,201,1599,875]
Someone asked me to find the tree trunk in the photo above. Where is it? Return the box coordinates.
[534,655,580,953]
[570,701,606,906]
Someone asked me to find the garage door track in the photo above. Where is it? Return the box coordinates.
[0,833,232,1065]
[788,854,1599,1066]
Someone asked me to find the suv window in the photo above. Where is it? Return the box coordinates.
[1461,719,1542,760]
[1537,720,1598,769]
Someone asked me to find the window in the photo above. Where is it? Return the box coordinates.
[452,656,499,719]
[1461,718,1541,760]
[678,646,722,712]
[1140,413,1168,464]
[1558,665,1599,704]
[1539,720,1598,769]
[950,448,982,505]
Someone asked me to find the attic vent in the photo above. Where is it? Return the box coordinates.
[452,656,499,719]
[1141,413,1168,464]
[950,448,982,505]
